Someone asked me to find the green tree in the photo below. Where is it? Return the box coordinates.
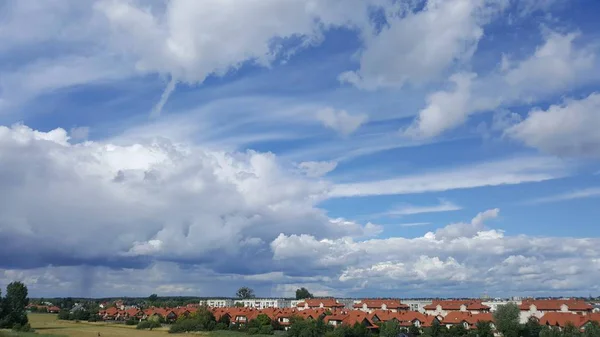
[429,320,443,337]
[520,317,542,337]
[380,320,402,337]
[540,326,562,337]
[0,281,29,329]
[256,313,272,327]
[410,323,421,336]
[236,287,255,299]
[475,321,494,337]
[493,303,520,337]
[563,322,582,337]
[296,288,314,300]
[448,324,468,337]
[583,321,600,337]
[148,294,158,302]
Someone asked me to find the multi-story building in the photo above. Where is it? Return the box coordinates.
[234,298,291,309]
[402,299,434,313]
[482,299,521,312]
[200,299,234,308]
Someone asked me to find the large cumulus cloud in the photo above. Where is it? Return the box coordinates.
[0,124,376,273]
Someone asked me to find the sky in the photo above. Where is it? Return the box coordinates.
[1,0,600,299]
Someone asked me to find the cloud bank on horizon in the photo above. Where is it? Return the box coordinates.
[1,0,600,298]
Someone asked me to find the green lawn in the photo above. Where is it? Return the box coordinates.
[25,313,284,337]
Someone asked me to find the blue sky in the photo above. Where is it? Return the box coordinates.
[1,0,600,298]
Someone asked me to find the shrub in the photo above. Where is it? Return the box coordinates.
[215,322,228,330]
[137,320,161,330]
[259,325,274,335]
[248,327,260,335]
[12,323,33,332]
[125,318,137,325]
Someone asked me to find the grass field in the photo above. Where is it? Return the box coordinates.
[24,314,280,337]
[26,313,171,337]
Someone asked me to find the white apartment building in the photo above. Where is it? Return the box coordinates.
[482,299,521,312]
[200,299,234,308]
[402,300,433,313]
[234,298,291,309]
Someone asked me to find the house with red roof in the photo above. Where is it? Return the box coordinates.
[353,299,409,313]
[442,312,495,330]
[424,300,490,318]
[519,299,593,323]
[296,298,345,311]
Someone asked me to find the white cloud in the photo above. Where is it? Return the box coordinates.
[0,124,374,273]
[69,126,90,141]
[316,108,367,136]
[404,73,476,138]
[398,222,432,227]
[271,208,600,295]
[405,30,599,139]
[527,187,600,204]
[386,199,461,216]
[506,93,600,157]
[340,0,502,89]
[329,156,569,198]
[434,208,499,240]
[298,161,338,177]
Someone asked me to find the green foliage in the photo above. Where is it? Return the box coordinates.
[539,326,562,337]
[493,303,520,337]
[11,323,33,332]
[447,324,468,337]
[247,313,274,335]
[584,321,600,337]
[215,322,229,330]
[563,322,582,337]
[427,320,443,337]
[409,323,421,336]
[219,314,231,326]
[520,317,542,337]
[148,294,159,302]
[296,288,314,300]
[125,318,137,325]
[235,302,246,308]
[168,306,218,333]
[136,320,161,330]
[475,321,494,337]
[0,282,29,329]
[379,320,402,337]
[288,317,330,337]
[57,310,70,320]
[236,287,256,299]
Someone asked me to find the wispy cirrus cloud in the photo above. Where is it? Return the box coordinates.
[329,156,570,198]
[526,187,600,204]
[398,222,432,227]
[385,199,461,216]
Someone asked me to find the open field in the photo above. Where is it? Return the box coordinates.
[27,313,171,337]
[25,314,280,337]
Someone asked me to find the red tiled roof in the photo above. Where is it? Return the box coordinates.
[353,299,409,310]
[539,312,586,328]
[424,300,490,311]
[520,299,593,311]
[297,298,345,308]
[443,312,494,325]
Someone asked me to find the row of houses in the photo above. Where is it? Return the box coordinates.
[96,301,600,333]
[200,298,596,325]
[26,304,61,313]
